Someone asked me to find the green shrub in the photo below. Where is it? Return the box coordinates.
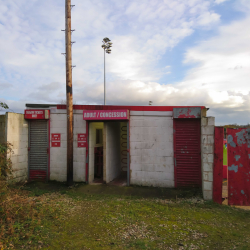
[0,142,13,179]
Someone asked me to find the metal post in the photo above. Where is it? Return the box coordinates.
[104,48,106,105]
[65,0,73,186]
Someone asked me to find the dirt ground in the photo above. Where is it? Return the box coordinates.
[25,181,203,199]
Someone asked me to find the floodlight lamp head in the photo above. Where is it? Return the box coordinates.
[101,45,105,48]
[103,37,110,43]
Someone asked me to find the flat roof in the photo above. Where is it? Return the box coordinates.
[26,104,206,112]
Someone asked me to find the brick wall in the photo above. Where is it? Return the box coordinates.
[201,117,215,200]
[130,111,174,187]
[6,113,28,182]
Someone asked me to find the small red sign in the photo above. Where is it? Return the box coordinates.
[52,133,61,141]
[83,110,129,120]
[52,141,61,147]
[24,109,49,119]
[78,134,86,142]
[78,142,87,148]
[77,133,87,148]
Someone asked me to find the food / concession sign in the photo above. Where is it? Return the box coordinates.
[83,110,129,120]
[24,110,50,119]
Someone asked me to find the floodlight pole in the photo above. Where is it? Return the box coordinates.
[102,37,112,105]
[104,48,106,105]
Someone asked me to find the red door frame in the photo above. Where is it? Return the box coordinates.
[85,119,131,185]
[213,127,224,204]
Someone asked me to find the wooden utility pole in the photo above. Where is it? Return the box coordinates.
[65,0,73,186]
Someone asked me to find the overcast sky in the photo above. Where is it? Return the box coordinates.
[0,0,250,125]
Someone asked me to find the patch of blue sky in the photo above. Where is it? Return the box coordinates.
[157,29,216,85]
[212,0,246,25]
[158,0,245,86]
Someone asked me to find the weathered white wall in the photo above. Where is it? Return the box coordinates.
[50,109,86,182]
[130,112,174,187]
[73,113,87,182]
[88,122,103,183]
[50,111,67,182]
[6,113,28,182]
[201,117,215,200]
[104,122,121,183]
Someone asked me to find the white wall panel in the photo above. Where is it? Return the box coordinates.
[50,111,86,182]
[130,115,174,187]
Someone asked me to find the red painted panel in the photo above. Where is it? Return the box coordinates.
[51,133,61,141]
[48,119,50,180]
[228,128,250,206]
[174,119,201,187]
[85,122,89,183]
[83,110,129,120]
[213,127,224,204]
[29,170,47,180]
[52,141,61,147]
[57,104,206,112]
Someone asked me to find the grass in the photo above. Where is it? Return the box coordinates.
[1,182,250,249]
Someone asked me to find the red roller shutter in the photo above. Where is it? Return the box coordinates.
[174,119,201,187]
[29,120,48,181]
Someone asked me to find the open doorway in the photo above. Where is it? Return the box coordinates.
[88,121,129,186]
[89,122,104,183]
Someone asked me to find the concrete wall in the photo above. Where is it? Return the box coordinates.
[104,122,121,183]
[50,111,67,182]
[130,111,174,187]
[73,113,86,182]
[50,109,87,182]
[6,113,28,182]
[201,117,215,200]
[0,115,6,144]
[88,122,103,183]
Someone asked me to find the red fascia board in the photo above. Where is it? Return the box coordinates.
[57,105,206,112]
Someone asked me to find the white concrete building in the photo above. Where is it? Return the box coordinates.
[0,104,215,200]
